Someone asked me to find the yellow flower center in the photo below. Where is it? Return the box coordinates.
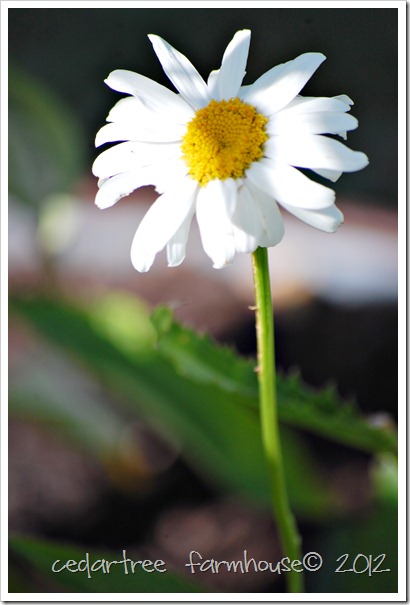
[181,98,268,186]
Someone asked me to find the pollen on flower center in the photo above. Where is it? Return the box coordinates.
[181,98,268,186]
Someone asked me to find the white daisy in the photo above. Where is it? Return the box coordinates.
[93,30,368,272]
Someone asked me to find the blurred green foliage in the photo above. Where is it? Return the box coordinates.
[11,292,398,514]
[306,456,398,593]
[9,65,85,210]
[9,289,398,593]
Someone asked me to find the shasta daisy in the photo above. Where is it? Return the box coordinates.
[93,30,368,272]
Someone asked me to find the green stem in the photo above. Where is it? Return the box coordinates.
[251,247,304,593]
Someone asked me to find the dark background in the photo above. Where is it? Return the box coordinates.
[9,7,398,206]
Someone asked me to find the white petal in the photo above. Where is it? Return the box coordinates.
[148,34,210,109]
[279,95,352,114]
[267,111,358,136]
[105,70,193,123]
[247,158,335,210]
[213,30,251,101]
[106,95,193,126]
[312,168,342,182]
[265,134,369,172]
[95,121,183,146]
[280,203,344,233]
[92,141,180,178]
[229,183,262,253]
[207,69,220,97]
[95,167,159,209]
[106,96,143,123]
[95,155,188,204]
[333,94,354,106]
[152,157,189,194]
[98,177,109,188]
[93,142,136,177]
[104,99,183,133]
[242,53,326,115]
[245,181,285,247]
[131,177,198,272]
[196,179,236,268]
[239,84,252,96]
[166,204,196,267]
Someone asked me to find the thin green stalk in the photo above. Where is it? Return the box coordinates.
[251,246,303,593]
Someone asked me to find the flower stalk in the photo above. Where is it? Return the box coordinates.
[251,246,303,593]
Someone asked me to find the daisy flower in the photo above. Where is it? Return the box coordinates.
[93,30,368,272]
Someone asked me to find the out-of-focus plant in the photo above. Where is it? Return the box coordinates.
[9,65,85,210]
[10,289,398,593]
[9,65,87,271]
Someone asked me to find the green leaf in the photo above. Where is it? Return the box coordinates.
[152,307,397,456]
[151,306,257,397]
[11,292,337,518]
[10,293,268,504]
[9,293,158,473]
[11,292,397,521]
[9,535,203,593]
[276,375,397,456]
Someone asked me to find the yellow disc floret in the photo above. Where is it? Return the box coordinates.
[181,98,268,186]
